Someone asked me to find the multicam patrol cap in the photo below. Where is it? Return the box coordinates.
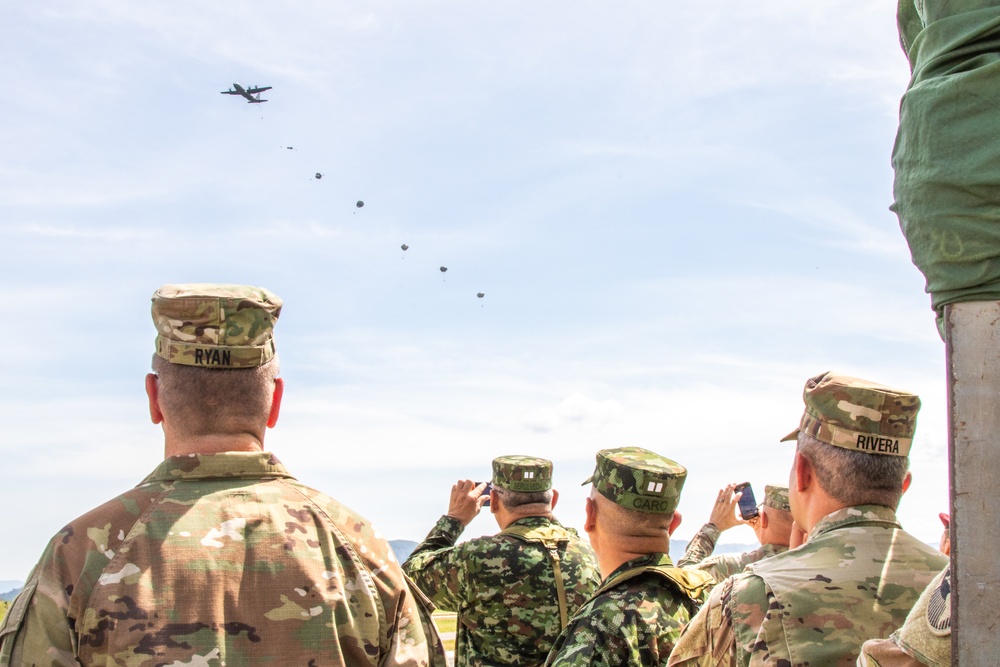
[763,485,791,512]
[583,447,685,515]
[780,371,920,457]
[491,456,553,492]
[152,284,283,369]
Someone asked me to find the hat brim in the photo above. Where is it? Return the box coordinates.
[779,428,799,442]
[581,474,594,486]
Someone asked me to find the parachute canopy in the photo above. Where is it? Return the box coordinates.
[477,292,485,298]
[314,172,323,179]
[356,200,364,208]
[401,244,409,251]
[439,266,448,273]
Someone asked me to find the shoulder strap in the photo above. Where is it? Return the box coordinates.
[603,563,714,614]
[500,523,577,629]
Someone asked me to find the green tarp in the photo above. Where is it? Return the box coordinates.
[893,1,1000,334]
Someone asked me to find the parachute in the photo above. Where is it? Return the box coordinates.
[314,172,323,179]
[439,266,448,273]
[356,200,364,208]
[477,292,485,298]
[401,244,409,251]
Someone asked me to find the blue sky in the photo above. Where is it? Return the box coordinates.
[0,1,949,580]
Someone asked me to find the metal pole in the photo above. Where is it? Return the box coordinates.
[945,301,1000,665]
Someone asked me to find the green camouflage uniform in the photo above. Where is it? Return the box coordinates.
[403,456,600,667]
[545,447,714,667]
[545,553,711,666]
[858,565,951,667]
[404,457,601,667]
[677,486,790,584]
[668,373,949,667]
[677,526,786,586]
[0,452,442,666]
[405,515,600,666]
[0,284,444,666]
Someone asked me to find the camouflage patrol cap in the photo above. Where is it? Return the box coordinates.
[763,485,791,512]
[152,284,282,369]
[583,447,685,515]
[491,456,553,492]
[780,371,920,457]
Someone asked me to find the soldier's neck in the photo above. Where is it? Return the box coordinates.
[164,434,266,458]
[496,507,554,530]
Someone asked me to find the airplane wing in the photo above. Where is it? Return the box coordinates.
[220,89,242,95]
[245,86,272,94]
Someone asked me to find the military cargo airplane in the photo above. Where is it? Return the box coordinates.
[220,83,271,103]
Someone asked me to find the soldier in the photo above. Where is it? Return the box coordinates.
[544,447,715,666]
[0,284,444,666]
[668,372,949,667]
[403,456,601,666]
[677,483,793,586]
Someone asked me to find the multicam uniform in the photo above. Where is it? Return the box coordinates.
[667,505,948,667]
[0,452,442,667]
[404,514,601,666]
[544,552,712,667]
[676,523,787,585]
[857,565,951,667]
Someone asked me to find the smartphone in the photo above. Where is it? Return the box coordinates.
[480,482,493,507]
[734,482,759,520]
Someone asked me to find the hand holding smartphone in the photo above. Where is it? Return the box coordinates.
[734,482,759,520]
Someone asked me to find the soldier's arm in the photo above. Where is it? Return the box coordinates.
[677,523,721,569]
[380,574,448,667]
[667,577,737,667]
[0,563,78,667]
[857,637,930,667]
[402,516,469,612]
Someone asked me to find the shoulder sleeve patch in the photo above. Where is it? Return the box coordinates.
[925,567,951,635]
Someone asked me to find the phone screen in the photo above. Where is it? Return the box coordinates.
[735,482,759,520]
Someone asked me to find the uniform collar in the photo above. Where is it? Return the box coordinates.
[508,515,560,528]
[606,551,673,582]
[809,504,901,541]
[140,451,295,484]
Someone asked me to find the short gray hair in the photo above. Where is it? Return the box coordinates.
[798,433,908,509]
[151,354,280,437]
[494,487,553,509]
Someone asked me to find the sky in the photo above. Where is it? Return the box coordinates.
[0,1,950,581]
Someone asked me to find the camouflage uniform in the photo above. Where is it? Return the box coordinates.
[0,285,443,666]
[404,457,602,667]
[858,566,951,667]
[668,373,949,667]
[545,553,711,667]
[677,486,790,584]
[545,447,714,667]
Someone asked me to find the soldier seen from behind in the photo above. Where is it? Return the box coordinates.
[404,456,601,666]
[544,447,715,667]
[0,284,444,667]
[668,372,948,667]
[676,483,793,587]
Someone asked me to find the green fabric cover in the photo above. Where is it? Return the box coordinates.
[893,2,1000,335]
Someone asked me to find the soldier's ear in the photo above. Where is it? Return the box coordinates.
[584,496,597,533]
[668,511,682,536]
[793,452,813,493]
[145,373,163,425]
[267,377,284,429]
[901,471,913,494]
[550,489,559,510]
